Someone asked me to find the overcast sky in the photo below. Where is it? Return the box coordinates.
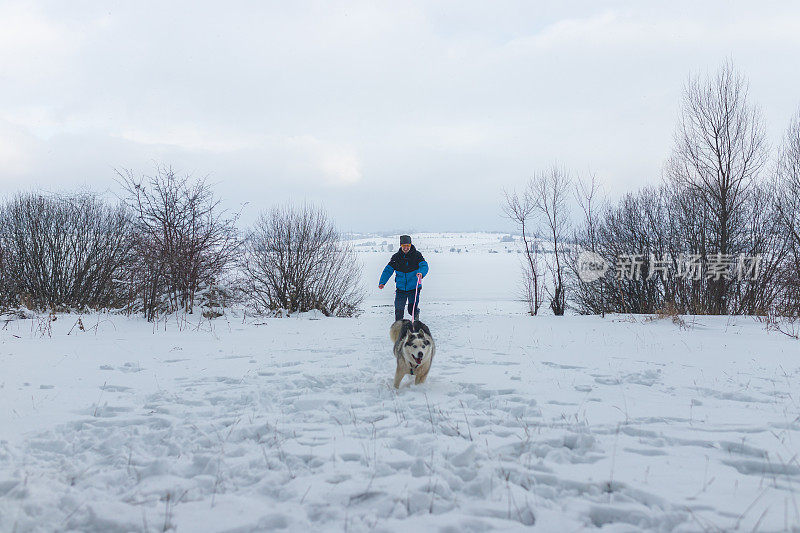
[2,1,800,233]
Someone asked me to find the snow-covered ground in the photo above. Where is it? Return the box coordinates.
[2,234,799,532]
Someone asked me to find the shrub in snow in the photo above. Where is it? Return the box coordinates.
[241,203,364,317]
[118,166,240,321]
[775,110,800,317]
[0,192,133,311]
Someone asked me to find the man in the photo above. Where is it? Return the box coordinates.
[379,235,429,321]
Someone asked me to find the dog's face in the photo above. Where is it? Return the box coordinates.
[401,331,433,366]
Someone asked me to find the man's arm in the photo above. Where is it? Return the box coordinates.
[379,263,395,288]
[418,260,429,279]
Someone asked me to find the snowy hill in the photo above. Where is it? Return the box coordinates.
[1,233,799,532]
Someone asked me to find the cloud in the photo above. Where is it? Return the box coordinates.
[0,2,84,83]
[118,126,255,153]
[515,8,800,52]
[284,136,362,186]
[0,121,37,177]
[113,128,362,187]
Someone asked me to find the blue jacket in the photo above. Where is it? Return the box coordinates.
[380,245,429,291]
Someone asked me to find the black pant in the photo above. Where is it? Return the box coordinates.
[394,288,421,322]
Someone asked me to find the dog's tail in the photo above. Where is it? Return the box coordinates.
[389,320,406,343]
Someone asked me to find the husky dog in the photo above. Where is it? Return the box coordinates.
[389,319,435,388]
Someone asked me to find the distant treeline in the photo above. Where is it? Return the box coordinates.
[0,168,363,320]
[505,62,800,318]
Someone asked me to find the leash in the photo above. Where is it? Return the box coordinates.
[408,274,422,375]
[410,275,421,323]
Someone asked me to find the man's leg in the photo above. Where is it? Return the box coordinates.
[408,288,421,321]
[394,291,406,321]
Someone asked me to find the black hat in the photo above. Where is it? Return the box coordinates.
[399,235,412,244]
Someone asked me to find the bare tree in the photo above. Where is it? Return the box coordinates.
[666,61,769,314]
[241,203,364,317]
[570,174,607,315]
[531,166,571,315]
[574,176,602,258]
[502,189,542,315]
[118,166,240,321]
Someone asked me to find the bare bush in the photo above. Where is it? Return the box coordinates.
[241,204,364,317]
[573,187,671,315]
[118,166,240,321]
[775,108,800,316]
[0,233,12,310]
[572,183,783,316]
[0,192,133,310]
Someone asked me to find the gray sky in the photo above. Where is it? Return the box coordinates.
[2,1,800,232]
